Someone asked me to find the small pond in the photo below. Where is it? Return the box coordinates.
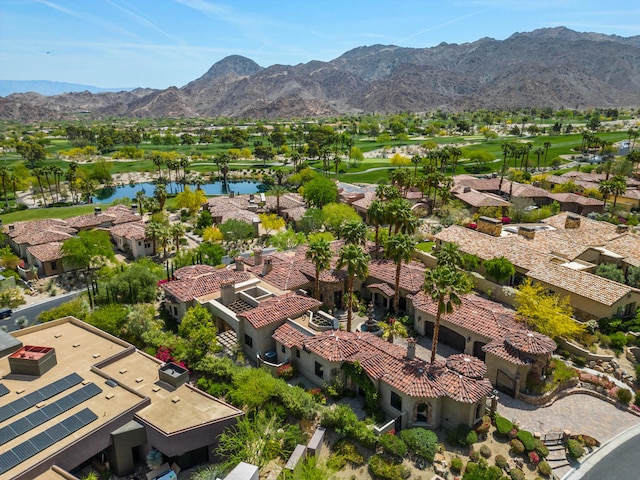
[92,179,267,203]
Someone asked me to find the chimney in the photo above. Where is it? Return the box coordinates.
[263,257,273,276]
[463,186,471,193]
[565,214,581,230]
[253,248,263,266]
[406,337,416,360]
[220,281,235,306]
[229,191,235,198]
[476,216,503,237]
[616,224,629,234]
[235,256,245,271]
[8,224,14,232]
[94,206,102,216]
[131,204,138,214]
[517,225,536,240]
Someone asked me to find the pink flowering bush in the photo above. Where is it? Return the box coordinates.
[528,451,540,465]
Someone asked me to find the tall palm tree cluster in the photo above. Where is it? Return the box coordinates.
[145,220,187,258]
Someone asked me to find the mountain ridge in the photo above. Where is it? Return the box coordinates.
[1,27,639,121]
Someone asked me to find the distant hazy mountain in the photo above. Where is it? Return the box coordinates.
[0,80,134,97]
[1,27,639,121]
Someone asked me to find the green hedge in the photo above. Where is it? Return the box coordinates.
[399,428,439,462]
[517,430,536,451]
[495,414,514,436]
[368,454,410,480]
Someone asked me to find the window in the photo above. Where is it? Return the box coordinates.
[390,391,402,411]
[50,262,57,270]
[416,403,430,423]
[296,349,300,358]
[281,345,285,353]
[172,306,177,316]
[138,241,142,246]
[314,361,324,379]
[145,243,151,248]
[244,334,253,348]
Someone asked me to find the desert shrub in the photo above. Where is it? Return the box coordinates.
[320,405,376,449]
[573,355,587,367]
[450,456,463,473]
[495,454,507,468]
[379,433,407,460]
[567,439,585,459]
[448,423,476,446]
[475,415,492,436]
[508,428,519,440]
[510,468,526,480]
[581,435,598,448]
[494,414,514,436]
[479,445,492,458]
[559,349,571,359]
[469,449,481,463]
[528,451,541,464]
[510,439,525,455]
[463,462,503,480]
[534,439,549,458]
[399,428,439,462]
[610,331,628,351]
[517,430,536,451]
[466,430,478,446]
[328,439,364,469]
[617,388,632,404]
[538,460,552,477]
[368,454,410,480]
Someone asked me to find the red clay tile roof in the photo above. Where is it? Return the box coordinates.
[446,354,487,379]
[27,242,63,262]
[272,322,311,348]
[163,266,252,302]
[239,292,322,329]
[409,292,521,341]
[367,283,396,297]
[274,327,493,402]
[548,193,604,206]
[504,331,556,355]
[482,339,531,365]
[108,221,147,240]
[454,188,511,208]
[367,260,425,294]
[248,250,312,291]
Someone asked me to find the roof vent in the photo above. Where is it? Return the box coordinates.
[8,346,57,376]
[159,362,189,388]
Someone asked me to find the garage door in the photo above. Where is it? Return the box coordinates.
[424,322,465,352]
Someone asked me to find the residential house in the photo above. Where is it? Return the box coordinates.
[272,325,493,430]
[108,221,154,258]
[0,317,242,479]
[25,242,66,277]
[547,192,604,215]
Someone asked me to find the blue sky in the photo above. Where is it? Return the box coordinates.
[0,0,638,89]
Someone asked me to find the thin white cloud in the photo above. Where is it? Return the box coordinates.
[398,10,484,43]
[35,0,147,43]
[105,0,183,43]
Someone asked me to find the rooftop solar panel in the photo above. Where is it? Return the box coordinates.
[0,383,9,397]
[0,373,83,422]
[0,407,98,475]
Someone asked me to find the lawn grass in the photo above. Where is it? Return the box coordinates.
[1,204,97,223]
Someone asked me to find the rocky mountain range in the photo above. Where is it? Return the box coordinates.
[2,27,639,122]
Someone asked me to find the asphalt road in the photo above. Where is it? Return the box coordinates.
[0,290,82,332]
[580,431,640,480]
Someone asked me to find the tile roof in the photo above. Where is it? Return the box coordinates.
[274,328,493,402]
[482,339,531,365]
[528,262,639,306]
[6,219,75,246]
[27,242,63,262]
[162,266,252,302]
[272,322,312,348]
[239,292,322,329]
[108,221,147,240]
[504,331,556,355]
[446,354,487,379]
[65,213,116,229]
[368,283,396,297]
[453,176,502,192]
[548,193,604,206]
[605,233,640,267]
[367,260,425,294]
[410,292,522,341]
[249,250,313,291]
[453,187,511,208]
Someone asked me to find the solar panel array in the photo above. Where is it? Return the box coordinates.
[0,408,98,475]
[0,373,83,423]
[0,383,9,397]
[0,382,102,446]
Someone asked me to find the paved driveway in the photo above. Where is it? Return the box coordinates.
[497,393,639,442]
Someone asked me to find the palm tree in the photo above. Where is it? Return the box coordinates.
[434,242,465,269]
[411,154,422,182]
[367,199,386,259]
[80,178,96,204]
[306,238,333,300]
[0,166,9,209]
[135,190,147,216]
[267,184,288,215]
[384,233,415,312]
[157,224,171,258]
[543,141,552,166]
[32,168,48,206]
[170,223,186,253]
[610,175,627,209]
[336,244,370,332]
[423,265,472,364]
[341,220,367,245]
[533,147,544,171]
[152,153,165,181]
[380,317,408,344]
[65,162,78,204]
[50,165,63,203]
[42,165,55,203]
[145,221,164,255]
[154,182,168,210]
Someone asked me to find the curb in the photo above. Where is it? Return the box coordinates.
[561,423,640,480]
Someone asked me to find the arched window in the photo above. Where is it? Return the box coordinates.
[416,402,430,424]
